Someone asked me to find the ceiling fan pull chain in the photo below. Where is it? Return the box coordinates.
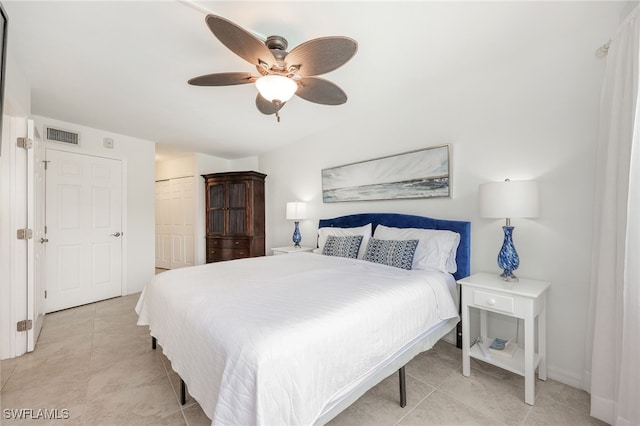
[275,110,281,122]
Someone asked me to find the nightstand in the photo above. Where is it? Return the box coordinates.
[271,246,315,255]
[458,272,550,405]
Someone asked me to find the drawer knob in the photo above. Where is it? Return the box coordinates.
[487,298,496,306]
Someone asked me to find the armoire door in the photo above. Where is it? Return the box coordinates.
[226,181,248,235]
[207,182,225,235]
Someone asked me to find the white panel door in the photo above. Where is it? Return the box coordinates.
[155,177,195,270]
[155,180,171,269]
[170,177,195,269]
[27,120,45,351]
[45,149,122,313]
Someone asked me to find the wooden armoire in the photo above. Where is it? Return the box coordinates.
[203,171,266,263]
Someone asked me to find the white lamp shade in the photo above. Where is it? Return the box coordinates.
[479,180,539,219]
[255,75,298,102]
[286,202,308,220]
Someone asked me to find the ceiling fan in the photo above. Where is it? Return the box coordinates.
[188,14,358,122]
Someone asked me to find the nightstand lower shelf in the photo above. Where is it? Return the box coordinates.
[470,339,541,377]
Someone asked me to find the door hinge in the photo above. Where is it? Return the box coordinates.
[17,228,33,240]
[45,290,47,299]
[17,320,33,332]
[43,160,50,170]
[17,137,32,149]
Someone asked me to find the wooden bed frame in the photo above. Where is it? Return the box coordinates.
[151,213,471,421]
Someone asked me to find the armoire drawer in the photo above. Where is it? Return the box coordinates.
[207,247,251,262]
[207,238,250,249]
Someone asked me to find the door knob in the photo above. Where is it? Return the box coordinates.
[111,232,121,237]
[40,237,48,244]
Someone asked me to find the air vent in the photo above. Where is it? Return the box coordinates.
[44,126,80,146]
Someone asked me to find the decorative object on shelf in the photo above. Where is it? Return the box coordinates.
[489,340,518,359]
[479,179,539,282]
[286,201,307,247]
[489,337,509,350]
[322,145,450,203]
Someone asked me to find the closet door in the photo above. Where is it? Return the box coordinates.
[155,177,195,270]
[155,180,172,269]
[169,177,195,269]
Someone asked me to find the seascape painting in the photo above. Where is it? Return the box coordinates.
[322,145,450,203]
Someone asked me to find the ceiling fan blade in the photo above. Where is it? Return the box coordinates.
[286,37,358,77]
[255,93,285,115]
[206,14,275,68]
[188,72,255,86]
[296,77,348,105]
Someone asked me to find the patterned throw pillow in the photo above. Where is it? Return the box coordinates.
[363,238,419,270]
[322,235,364,259]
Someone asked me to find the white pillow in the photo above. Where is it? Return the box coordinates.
[317,223,372,259]
[373,225,460,273]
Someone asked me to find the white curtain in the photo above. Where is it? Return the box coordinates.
[585,5,640,426]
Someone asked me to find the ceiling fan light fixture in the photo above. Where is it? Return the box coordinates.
[255,75,297,103]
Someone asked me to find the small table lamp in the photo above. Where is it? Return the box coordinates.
[479,179,539,282]
[286,201,307,247]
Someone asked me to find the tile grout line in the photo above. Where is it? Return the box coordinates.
[80,314,97,426]
[157,345,191,424]
[394,387,438,425]
[0,365,16,394]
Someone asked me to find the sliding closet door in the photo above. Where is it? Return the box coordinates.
[155,180,171,269]
[155,177,195,269]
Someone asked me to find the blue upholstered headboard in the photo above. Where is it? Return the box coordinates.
[318,213,471,281]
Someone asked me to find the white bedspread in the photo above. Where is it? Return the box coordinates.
[136,253,458,426]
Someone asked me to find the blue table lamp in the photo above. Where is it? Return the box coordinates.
[479,179,539,282]
[286,201,307,247]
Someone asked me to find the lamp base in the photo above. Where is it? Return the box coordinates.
[497,226,520,283]
[292,221,302,248]
[499,271,519,282]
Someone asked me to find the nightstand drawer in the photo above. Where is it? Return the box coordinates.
[472,290,515,314]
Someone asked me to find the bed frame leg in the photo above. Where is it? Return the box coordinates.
[152,336,157,350]
[180,378,186,405]
[398,367,407,408]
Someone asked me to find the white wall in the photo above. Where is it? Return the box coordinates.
[155,154,196,181]
[259,2,627,388]
[32,115,156,296]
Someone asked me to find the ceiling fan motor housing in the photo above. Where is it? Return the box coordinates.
[265,35,289,61]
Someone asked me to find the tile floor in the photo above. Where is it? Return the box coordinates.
[0,293,605,426]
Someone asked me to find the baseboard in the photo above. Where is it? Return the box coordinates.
[441,329,457,345]
[546,365,585,390]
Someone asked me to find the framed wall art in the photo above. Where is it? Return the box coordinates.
[322,145,450,203]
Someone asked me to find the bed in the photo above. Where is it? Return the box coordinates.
[136,213,471,425]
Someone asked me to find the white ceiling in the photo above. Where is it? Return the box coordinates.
[2,1,623,159]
